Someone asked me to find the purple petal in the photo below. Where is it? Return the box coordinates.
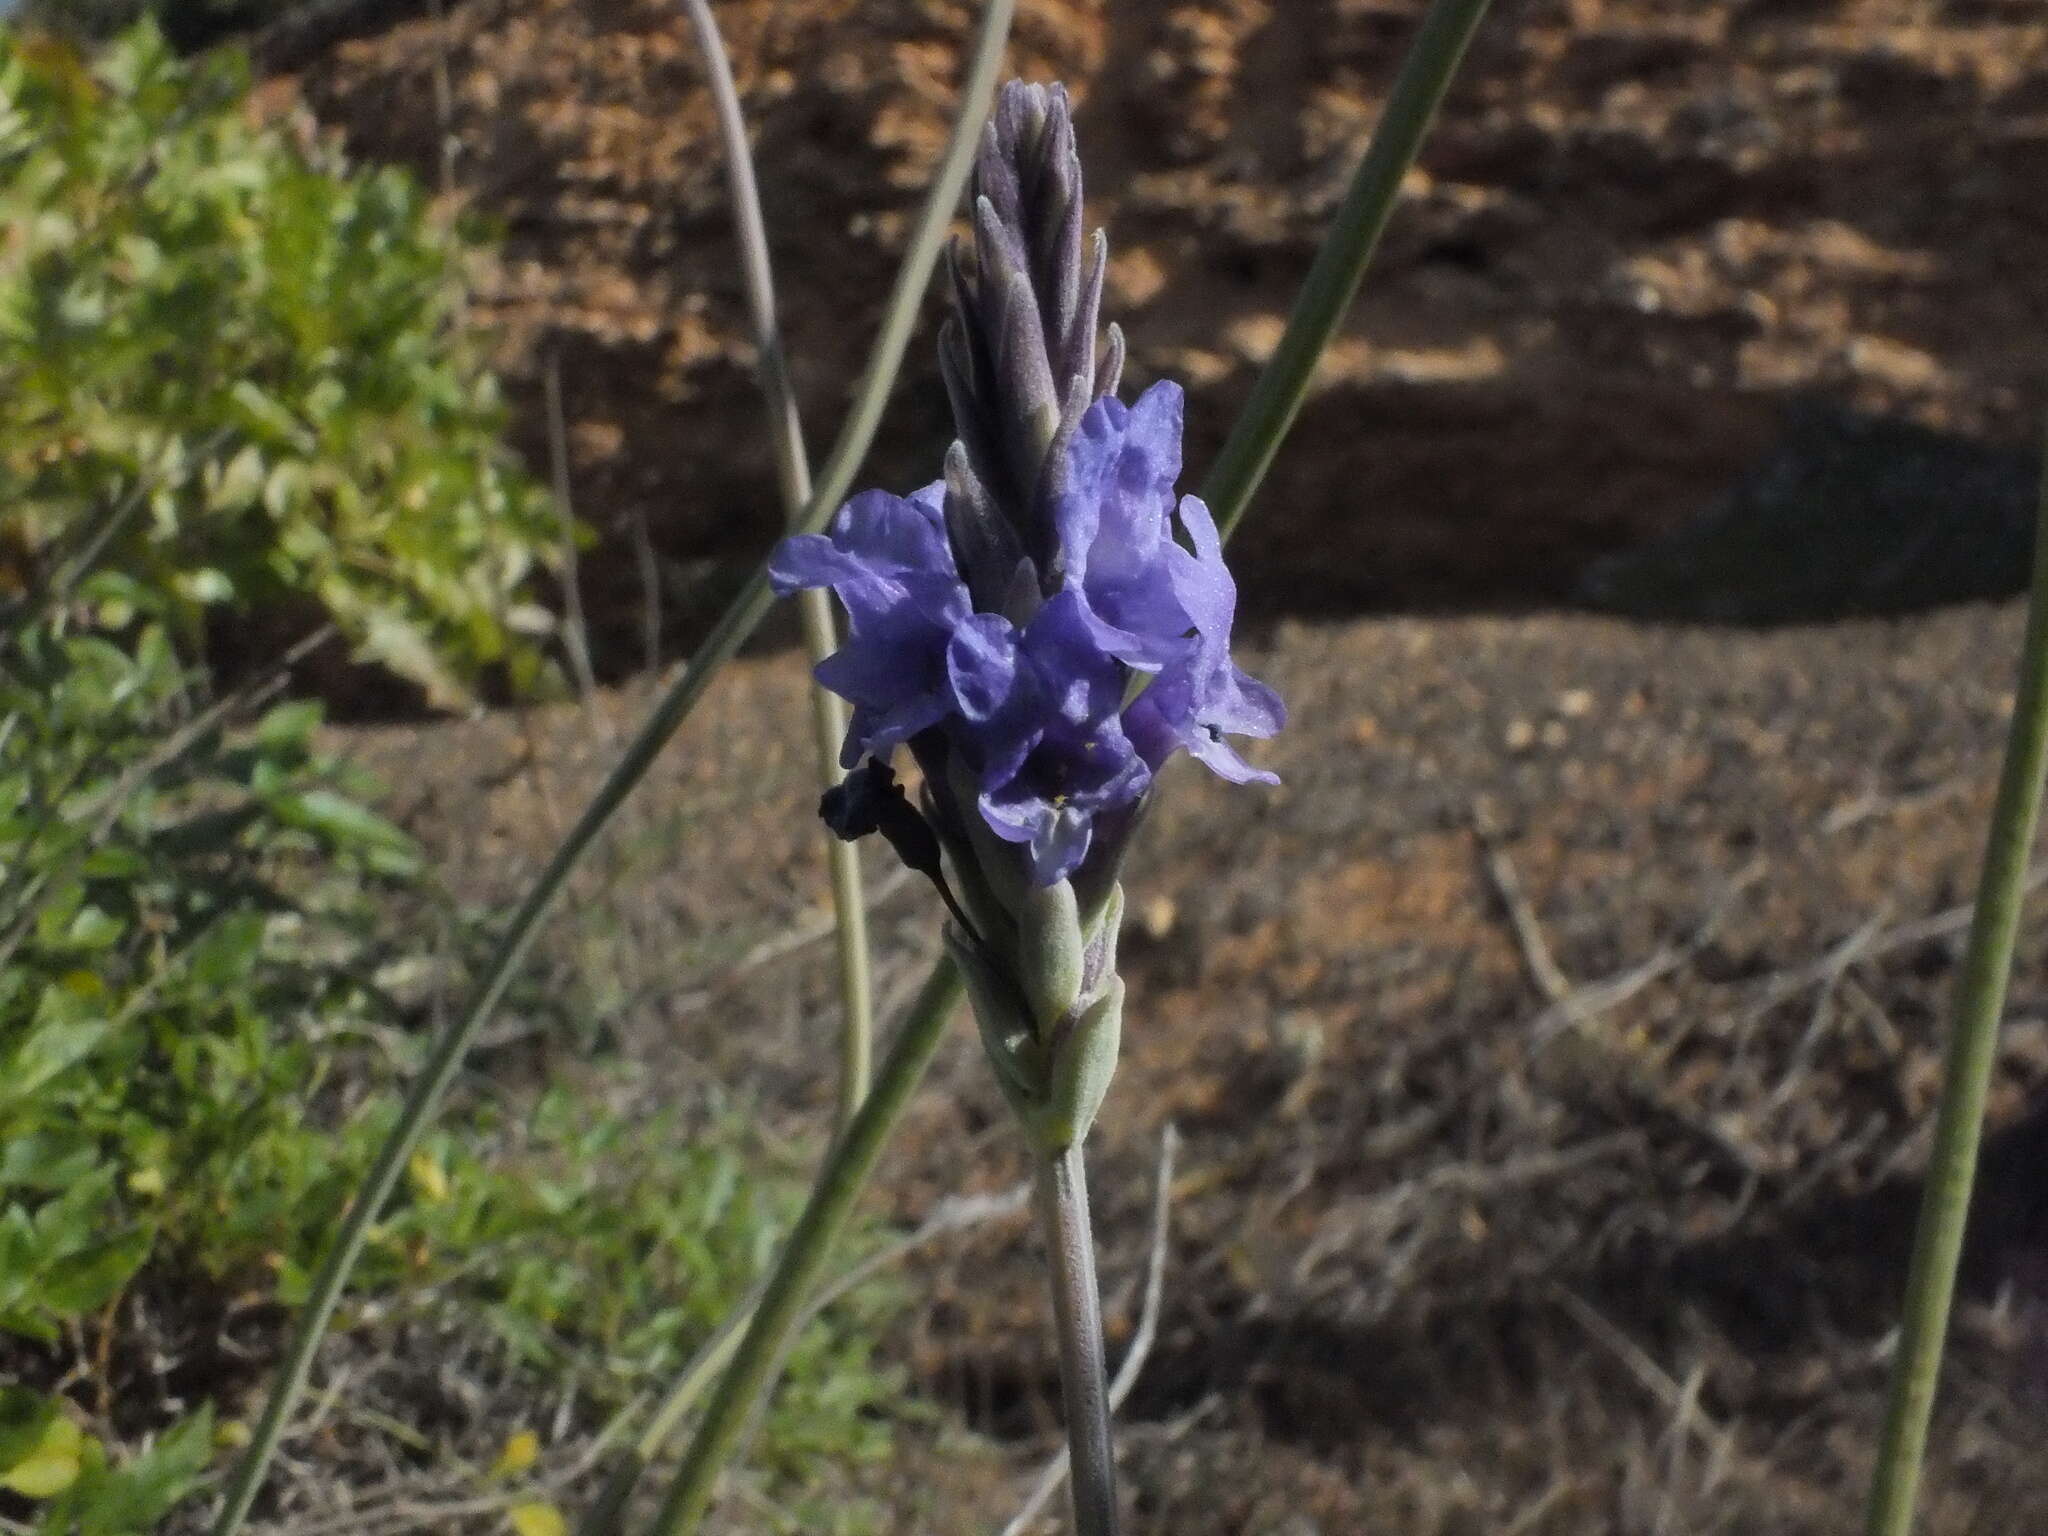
[1053,384,1199,669]
[1055,395,1130,584]
[947,613,1044,785]
[1026,806,1093,884]
[1163,494,1237,639]
[946,612,1023,723]
[1185,728,1279,786]
[772,482,973,767]
[769,533,865,598]
[1212,670,1287,739]
[1115,381,1184,503]
[1019,591,1123,721]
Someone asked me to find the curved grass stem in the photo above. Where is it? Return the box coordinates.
[201,2,1014,1525]
[1864,428,2048,1535]
[679,0,873,1125]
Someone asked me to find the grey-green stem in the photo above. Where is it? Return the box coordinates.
[678,0,874,1125]
[1037,1143,1120,1536]
[1864,425,2048,1535]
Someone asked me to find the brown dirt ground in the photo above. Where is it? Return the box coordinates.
[340,600,2048,1534]
[269,0,2048,662]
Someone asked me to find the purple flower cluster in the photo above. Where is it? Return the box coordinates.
[771,379,1281,885]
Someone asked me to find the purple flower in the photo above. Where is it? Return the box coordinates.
[946,591,1150,883]
[1054,379,1286,785]
[1055,382,1194,669]
[772,384,1283,879]
[1124,493,1286,785]
[769,482,968,768]
[774,80,1281,890]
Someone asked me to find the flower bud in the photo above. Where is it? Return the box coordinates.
[1030,973,1123,1151]
[1019,877,1085,1028]
[946,926,1043,1125]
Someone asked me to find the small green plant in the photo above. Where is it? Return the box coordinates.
[0,1390,215,1535]
[0,22,561,707]
[0,582,900,1522]
[377,1087,903,1466]
[0,582,422,1341]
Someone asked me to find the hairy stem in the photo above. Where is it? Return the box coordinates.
[680,0,873,1124]
[1865,426,2048,1534]
[1037,1144,1120,1536]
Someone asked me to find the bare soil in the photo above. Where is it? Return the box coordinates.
[272,0,2048,663]
[346,600,2048,1534]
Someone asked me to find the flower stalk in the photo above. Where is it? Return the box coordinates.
[1037,1143,1120,1536]
[775,79,1285,1536]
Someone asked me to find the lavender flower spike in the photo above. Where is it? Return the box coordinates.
[939,80,1114,583]
[770,76,1286,1536]
[770,78,1284,1128]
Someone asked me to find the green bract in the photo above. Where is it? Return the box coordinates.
[0,22,560,707]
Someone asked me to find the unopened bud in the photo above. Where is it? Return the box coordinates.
[947,926,1043,1125]
[1019,878,1085,1030]
[1030,974,1123,1151]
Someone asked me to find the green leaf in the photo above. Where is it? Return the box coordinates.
[253,699,323,749]
[68,1406,213,1535]
[0,1019,112,1106]
[270,789,417,867]
[62,907,123,952]
[37,1226,151,1316]
[78,848,147,880]
[1,1412,84,1499]
[0,1389,61,1478]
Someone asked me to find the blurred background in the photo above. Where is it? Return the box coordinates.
[6,0,2048,1531]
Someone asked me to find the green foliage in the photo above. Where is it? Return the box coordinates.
[0,576,429,1341]
[0,26,899,1523]
[0,586,898,1482]
[0,23,561,707]
[381,1087,902,1465]
[0,1390,214,1535]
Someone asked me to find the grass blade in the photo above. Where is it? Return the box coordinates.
[679,0,874,1126]
[1864,428,2048,1534]
[1199,0,1495,543]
